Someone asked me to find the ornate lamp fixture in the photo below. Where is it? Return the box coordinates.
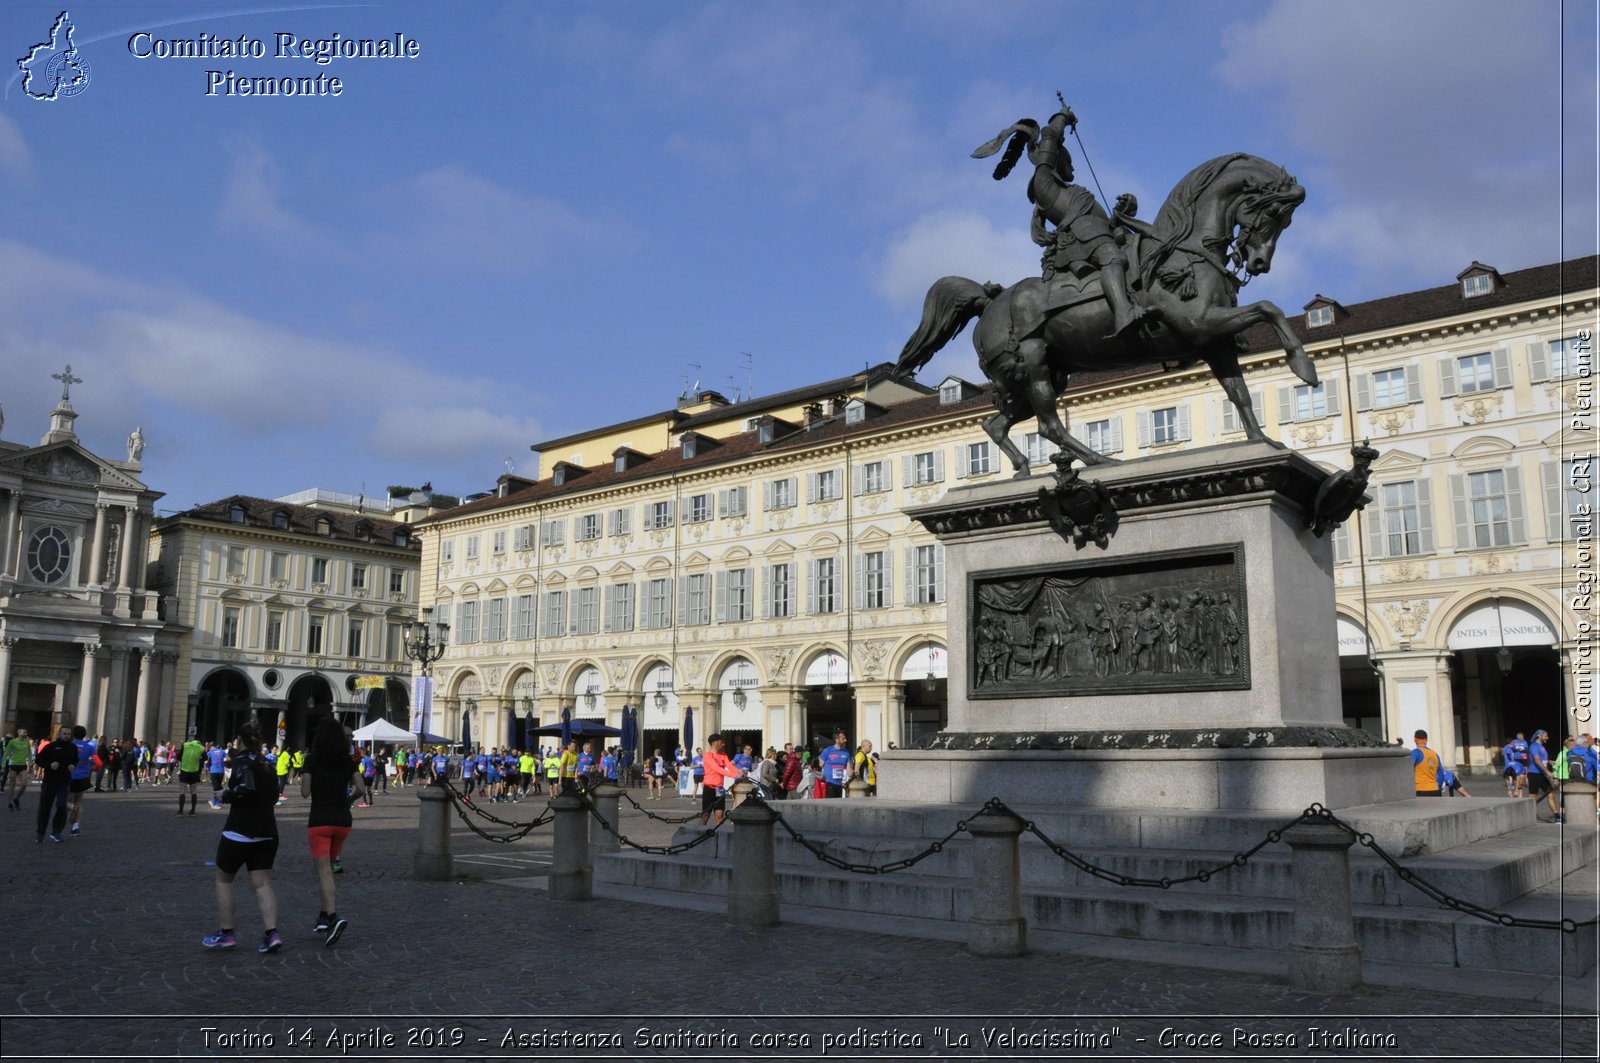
[1493,599,1514,675]
[731,686,748,711]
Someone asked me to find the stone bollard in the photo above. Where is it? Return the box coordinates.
[588,782,624,869]
[964,806,1028,957]
[728,778,755,811]
[1283,821,1363,992]
[844,777,871,799]
[548,792,593,901]
[1560,779,1598,820]
[726,797,780,927]
[413,785,454,881]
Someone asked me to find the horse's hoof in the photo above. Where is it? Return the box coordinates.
[1011,469,1032,480]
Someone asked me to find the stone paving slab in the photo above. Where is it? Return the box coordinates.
[0,781,1595,1062]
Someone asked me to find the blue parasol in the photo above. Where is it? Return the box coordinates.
[560,705,573,749]
[682,706,694,761]
[460,709,473,752]
[620,704,637,771]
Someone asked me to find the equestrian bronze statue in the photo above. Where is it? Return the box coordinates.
[895,100,1317,476]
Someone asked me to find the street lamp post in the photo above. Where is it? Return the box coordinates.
[404,607,449,774]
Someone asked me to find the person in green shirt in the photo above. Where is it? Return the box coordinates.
[275,746,293,803]
[542,749,559,795]
[5,728,33,811]
[518,751,536,799]
[177,734,206,816]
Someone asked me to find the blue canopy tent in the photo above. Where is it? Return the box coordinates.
[531,719,622,738]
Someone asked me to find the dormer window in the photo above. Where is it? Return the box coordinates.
[354,521,372,540]
[680,432,716,460]
[939,381,963,405]
[271,510,290,530]
[315,517,332,536]
[845,400,865,425]
[393,529,409,547]
[1307,305,1334,328]
[228,504,246,524]
[1463,273,1493,297]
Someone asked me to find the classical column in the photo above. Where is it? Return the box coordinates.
[77,643,102,732]
[88,503,110,586]
[0,636,15,726]
[132,511,149,591]
[117,506,138,591]
[0,491,20,579]
[104,647,130,738]
[132,650,158,744]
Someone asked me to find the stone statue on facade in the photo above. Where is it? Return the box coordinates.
[127,426,145,464]
[897,97,1316,481]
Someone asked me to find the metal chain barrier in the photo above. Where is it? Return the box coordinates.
[439,780,555,844]
[764,796,968,875]
[619,789,709,824]
[580,793,729,855]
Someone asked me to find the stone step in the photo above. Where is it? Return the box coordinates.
[593,848,1595,976]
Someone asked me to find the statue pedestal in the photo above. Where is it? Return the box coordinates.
[892,440,1411,811]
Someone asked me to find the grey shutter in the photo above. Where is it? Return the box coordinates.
[1491,346,1512,389]
[884,548,895,606]
[902,455,913,486]
[760,566,771,619]
[1543,461,1565,541]
[786,477,798,507]
[882,460,893,491]
[717,490,728,518]
[636,581,645,630]
[807,474,818,503]
[1324,377,1342,418]
[1137,410,1151,447]
[666,500,675,525]
[953,445,968,479]
[1415,480,1435,554]
[851,464,862,495]
[1277,386,1294,424]
[804,560,817,616]
[1221,395,1239,432]
[1405,363,1422,403]
[1439,358,1458,398]
[903,547,916,604]
[933,450,946,482]
[1505,466,1526,544]
[714,573,727,623]
[1365,500,1385,560]
[1176,404,1192,441]
[1109,419,1124,452]
[603,587,614,633]
[1251,389,1266,426]
[1331,522,1349,564]
[763,481,773,511]
[933,545,947,603]
[1449,473,1471,549]
[1356,373,1373,412]
[677,576,688,626]
[567,594,577,635]
[1528,341,1550,383]
[852,554,865,610]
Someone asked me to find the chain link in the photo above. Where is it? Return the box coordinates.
[765,798,968,875]
[580,793,729,855]
[619,789,710,824]
[439,780,554,844]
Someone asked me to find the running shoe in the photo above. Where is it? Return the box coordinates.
[209,799,222,809]
[258,930,283,954]
[202,929,236,949]
[48,833,62,842]
[331,859,343,874]
[313,915,331,933]
[323,918,347,947]
[69,825,79,836]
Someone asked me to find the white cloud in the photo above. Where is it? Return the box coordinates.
[873,209,1037,307]
[216,140,344,258]
[0,115,32,185]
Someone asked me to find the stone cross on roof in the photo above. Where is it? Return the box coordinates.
[52,364,82,403]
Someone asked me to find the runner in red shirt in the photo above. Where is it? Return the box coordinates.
[698,734,743,827]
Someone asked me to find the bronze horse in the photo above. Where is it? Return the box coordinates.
[896,153,1317,474]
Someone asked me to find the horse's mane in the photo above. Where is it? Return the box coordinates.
[1139,154,1300,292]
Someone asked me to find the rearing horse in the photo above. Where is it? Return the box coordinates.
[896,154,1317,474]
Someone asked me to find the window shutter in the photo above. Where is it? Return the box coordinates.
[1331,522,1349,564]
[934,545,946,603]
[1405,363,1422,404]
[717,490,728,518]
[1324,377,1342,417]
[1491,346,1512,389]
[801,560,815,616]
[714,573,727,623]
[807,474,818,503]
[1109,419,1124,453]
[882,460,893,491]
[786,477,798,507]
[1439,358,1458,398]
[1137,410,1151,447]
[677,576,688,626]
[760,566,771,620]
[1364,503,1385,560]
[1449,474,1470,549]
[1176,404,1192,441]
[953,446,968,479]
[1221,395,1239,432]
[665,500,675,525]
[1505,466,1526,544]
[933,449,946,482]
[851,464,862,495]
[1528,341,1549,383]
[903,547,916,604]
[763,481,773,511]
[1277,386,1295,424]
[1416,480,1436,554]
[852,554,865,610]
[884,548,895,606]
[1542,461,1565,542]
[1356,373,1373,412]
[636,581,645,630]
[602,588,614,633]
[902,455,913,486]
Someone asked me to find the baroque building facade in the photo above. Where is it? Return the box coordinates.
[415,255,1596,769]
[0,387,179,740]
[148,492,422,748]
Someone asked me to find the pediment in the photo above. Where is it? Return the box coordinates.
[1371,448,1427,471]
[0,441,144,492]
[605,562,634,579]
[1452,435,1514,460]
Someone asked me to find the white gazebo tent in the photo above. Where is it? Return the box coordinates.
[352,719,418,744]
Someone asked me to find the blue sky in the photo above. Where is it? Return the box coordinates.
[2,1,1595,513]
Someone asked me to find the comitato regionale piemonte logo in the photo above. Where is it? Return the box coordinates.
[18,11,92,101]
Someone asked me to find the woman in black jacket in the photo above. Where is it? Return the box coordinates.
[201,721,282,953]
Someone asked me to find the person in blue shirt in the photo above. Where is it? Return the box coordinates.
[67,725,96,836]
[358,752,376,806]
[691,749,704,797]
[485,753,503,802]
[817,731,854,798]
[207,744,228,808]
[599,749,617,783]
[1438,768,1471,797]
[577,742,595,791]
[430,749,449,785]
[732,745,754,777]
[1527,729,1561,823]
[1573,734,1600,784]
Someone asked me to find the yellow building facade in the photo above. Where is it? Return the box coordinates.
[417,255,1596,769]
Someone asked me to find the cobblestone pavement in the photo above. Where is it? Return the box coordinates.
[0,780,1595,1062]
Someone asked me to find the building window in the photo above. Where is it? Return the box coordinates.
[1370,367,1412,408]
[388,568,404,595]
[488,530,504,554]
[575,587,599,635]
[966,442,992,477]
[513,594,535,639]
[540,591,566,637]
[719,487,748,519]
[1463,273,1493,297]
[465,535,480,560]
[845,402,865,425]
[1306,305,1334,327]
[346,619,364,658]
[225,547,246,579]
[1293,384,1328,421]
[683,573,710,625]
[688,493,711,524]
[265,610,284,652]
[385,623,403,661]
[813,469,841,502]
[645,578,672,629]
[810,557,839,614]
[541,519,565,546]
[311,557,328,584]
[911,544,945,604]
[1378,482,1428,556]
[724,568,752,622]
[1085,419,1122,455]
[1151,407,1180,445]
[767,563,794,619]
[609,508,632,536]
[859,460,888,494]
[1458,352,1495,394]
[909,450,944,485]
[459,601,479,644]
[939,380,963,404]
[307,616,325,655]
[271,510,289,530]
[515,524,536,550]
[269,552,287,582]
[1024,432,1057,466]
[861,550,887,609]
[486,597,507,641]
[768,478,796,510]
[351,563,367,591]
[577,514,601,541]
[1465,470,1514,548]
[441,540,455,564]
[606,583,634,632]
[1544,459,1591,542]
[393,530,409,547]
[228,504,246,524]
[222,606,241,649]
[1549,337,1588,380]
[649,501,674,529]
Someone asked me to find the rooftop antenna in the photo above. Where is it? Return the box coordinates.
[726,374,741,403]
[688,361,702,394]
[740,351,754,399]
[504,456,516,474]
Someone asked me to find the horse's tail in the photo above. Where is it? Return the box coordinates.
[894,276,997,378]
